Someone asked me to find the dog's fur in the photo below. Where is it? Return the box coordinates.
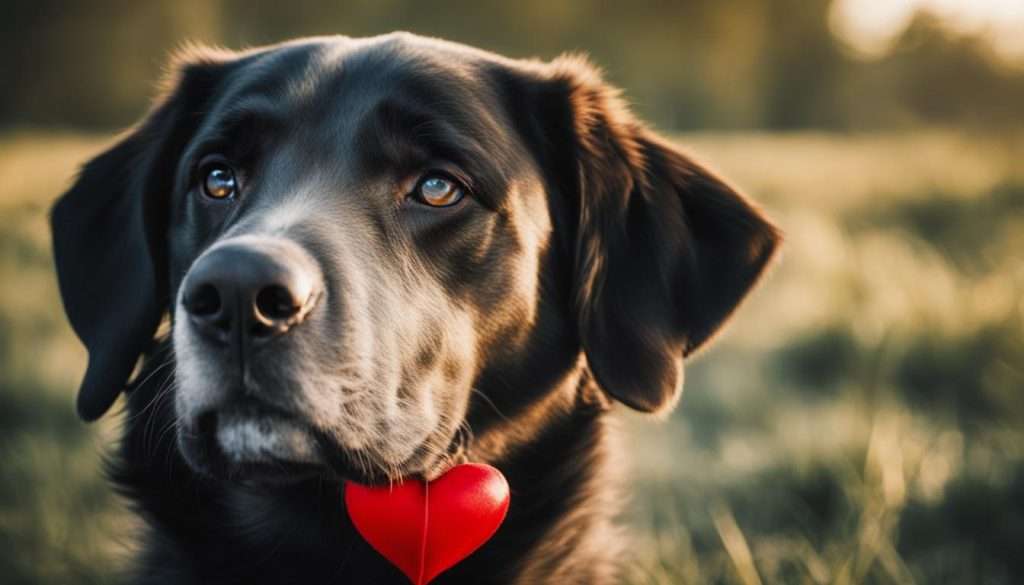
[51,33,780,584]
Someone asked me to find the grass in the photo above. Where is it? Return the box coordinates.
[1,130,1023,583]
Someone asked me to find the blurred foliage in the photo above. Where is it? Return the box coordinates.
[3,0,1024,132]
[849,183,1024,274]
[0,135,126,584]
[5,129,1021,583]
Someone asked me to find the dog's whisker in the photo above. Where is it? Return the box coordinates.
[140,375,178,452]
[122,358,177,425]
[470,387,513,424]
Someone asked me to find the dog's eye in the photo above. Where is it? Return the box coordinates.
[413,173,464,207]
[201,163,238,200]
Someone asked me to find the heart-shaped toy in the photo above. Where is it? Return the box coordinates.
[345,463,511,585]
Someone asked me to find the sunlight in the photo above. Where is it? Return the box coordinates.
[831,0,1024,63]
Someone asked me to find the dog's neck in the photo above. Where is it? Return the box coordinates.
[116,357,621,584]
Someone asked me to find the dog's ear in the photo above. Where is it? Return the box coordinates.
[510,56,781,414]
[51,47,239,421]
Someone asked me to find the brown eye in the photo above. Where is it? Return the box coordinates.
[201,163,237,199]
[414,173,464,207]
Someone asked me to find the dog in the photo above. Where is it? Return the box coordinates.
[51,33,779,584]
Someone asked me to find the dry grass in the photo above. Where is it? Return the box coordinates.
[622,131,1024,584]
[1,130,1022,584]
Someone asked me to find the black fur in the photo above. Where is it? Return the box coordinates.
[51,34,780,584]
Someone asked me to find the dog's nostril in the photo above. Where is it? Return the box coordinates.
[186,283,222,317]
[255,284,300,321]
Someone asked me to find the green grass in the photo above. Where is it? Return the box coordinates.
[2,130,1023,584]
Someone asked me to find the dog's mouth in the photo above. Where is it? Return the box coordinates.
[178,398,457,486]
[177,401,324,484]
[215,408,322,464]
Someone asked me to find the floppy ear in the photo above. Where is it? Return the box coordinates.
[51,48,238,421]
[523,57,781,414]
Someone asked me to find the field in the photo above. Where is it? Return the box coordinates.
[1,131,1022,584]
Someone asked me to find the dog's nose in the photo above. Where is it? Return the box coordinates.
[181,238,321,345]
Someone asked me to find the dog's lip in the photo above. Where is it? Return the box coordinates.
[190,401,380,485]
[191,398,329,481]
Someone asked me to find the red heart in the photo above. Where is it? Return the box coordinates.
[345,463,511,585]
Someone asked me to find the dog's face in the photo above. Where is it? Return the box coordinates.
[52,34,779,484]
[167,38,555,481]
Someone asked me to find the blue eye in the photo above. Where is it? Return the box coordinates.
[414,173,464,207]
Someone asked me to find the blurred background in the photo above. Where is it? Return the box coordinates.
[2,1,1023,583]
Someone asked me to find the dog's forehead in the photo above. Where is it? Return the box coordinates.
[205,35,501,140]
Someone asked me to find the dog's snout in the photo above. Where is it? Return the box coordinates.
[181,238,321,346]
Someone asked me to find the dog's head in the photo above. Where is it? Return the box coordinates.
[52,34,779,484]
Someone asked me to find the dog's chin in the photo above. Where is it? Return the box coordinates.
[176,404,444,487]
[177,406,324,485]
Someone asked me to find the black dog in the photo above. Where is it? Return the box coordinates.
[51,33,779,584]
